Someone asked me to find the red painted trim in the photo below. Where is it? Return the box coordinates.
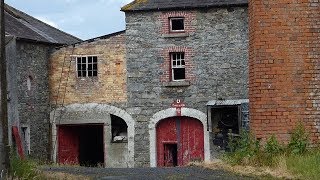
[12,126,25,159]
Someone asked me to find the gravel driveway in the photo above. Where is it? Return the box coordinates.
[42,166,255,180]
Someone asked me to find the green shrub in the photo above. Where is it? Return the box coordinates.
[10,154,40,179]
[225,130,262,166]
[264,135,283,155]
[287,122,309,155]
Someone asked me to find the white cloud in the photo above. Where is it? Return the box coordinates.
[35,16,58,28]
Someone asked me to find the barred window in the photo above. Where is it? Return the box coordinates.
[171,52,185,81]
[76,56,98,77]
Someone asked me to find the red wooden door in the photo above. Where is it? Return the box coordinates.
[58,126,80,165]
[156,117,204,167]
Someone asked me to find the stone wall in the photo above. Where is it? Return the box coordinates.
[125,6,249,166]
[15,40,52,160]
[249,0,320,143]
[49,32,127,107]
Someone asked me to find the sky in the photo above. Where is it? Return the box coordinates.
[6,0,132,40]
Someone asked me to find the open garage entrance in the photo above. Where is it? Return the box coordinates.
[156,116,204,167]
[58,124,104,167]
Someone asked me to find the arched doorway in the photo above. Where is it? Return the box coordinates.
[156,116,204,167]
[51,103,135,168]
[149,108,210,167]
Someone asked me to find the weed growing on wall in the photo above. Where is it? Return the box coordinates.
[225,122,311,167]
[287,122,309,155]
[223,122,320,179]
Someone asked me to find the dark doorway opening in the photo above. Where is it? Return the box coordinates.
[79,125,104,167]
[211,106,239,151]
[58,124,104,167]
[164,143,178,167]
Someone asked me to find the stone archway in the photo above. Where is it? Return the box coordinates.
[149,108,210,167]
[50,103,135,168]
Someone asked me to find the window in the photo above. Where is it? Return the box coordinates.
[21,125,30,155]
[170,18,185,32]
[171,52,185,81]
[111,115,128,143]
[76,56,98,77]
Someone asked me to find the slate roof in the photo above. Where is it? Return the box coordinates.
[5,4,81,45]
[121,0,248,12]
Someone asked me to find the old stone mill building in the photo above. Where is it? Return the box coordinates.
[1,0,320,169]
[50,0,249,167]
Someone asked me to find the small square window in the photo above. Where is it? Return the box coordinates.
[76,56,98,78]
[171,52,186,81]
[170,18,185,32]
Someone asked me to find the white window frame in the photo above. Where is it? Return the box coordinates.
[169,17,185,32]
[171,52,186,81]
[76,56,98,78]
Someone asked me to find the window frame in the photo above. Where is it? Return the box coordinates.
[171,52,186,81]
[169,17,185,32]
[76,56,98,78]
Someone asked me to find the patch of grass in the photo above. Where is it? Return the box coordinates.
[9,154,42,179]
[212,123,320,179]
[286,151,320,180]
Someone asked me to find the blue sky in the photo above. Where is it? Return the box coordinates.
[6,0,132,40]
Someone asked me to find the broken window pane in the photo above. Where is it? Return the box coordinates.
[171,18,184,31]
[93,56,97,63]
[82,57,86,63]
[93,64,97,71]
[82,70,87,77]
[88,56,93,63]
[93,71,97,77]
[173,68,185,80]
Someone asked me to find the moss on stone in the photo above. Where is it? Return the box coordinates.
[121,0,148,11]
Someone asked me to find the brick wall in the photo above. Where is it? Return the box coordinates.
[158,11,196,35]
[159,46,195,83]
[249,0,320,143]
[49,32,127,106]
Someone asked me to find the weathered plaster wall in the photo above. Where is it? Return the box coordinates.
[125,7,249,166]
[49,32,127,107]
[15,41,52,160]
[0,36,17,171]
[6,37,19,147]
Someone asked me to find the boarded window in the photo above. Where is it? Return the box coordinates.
[171,52,185,81]
[76,56,98,77]
[170,18,185,32]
